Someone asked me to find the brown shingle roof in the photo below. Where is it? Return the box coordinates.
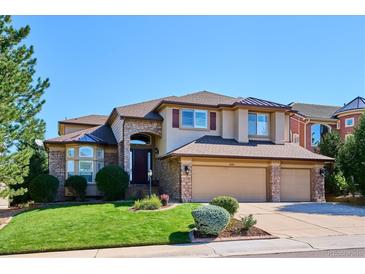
[115,97,176,120]
[161,91,238,106]
[45,125,117,145]
[290,103,340,120]
[114,91,291,121]
[59,115,108,125]
[163,135,333,162]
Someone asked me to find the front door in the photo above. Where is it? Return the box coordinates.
[131,149,152,184]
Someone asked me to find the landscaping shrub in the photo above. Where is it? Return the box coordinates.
[210,196,239,216]
[241,214,257,230]
[65,175,87,201]
[133,194,162,210]
[160,194,169,206]
[28,174,59,203]
[95,165,129,200]
[191,205,230,235]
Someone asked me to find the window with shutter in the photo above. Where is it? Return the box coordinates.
[172,109,179,128]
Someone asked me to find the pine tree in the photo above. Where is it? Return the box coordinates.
[0,16,49,201]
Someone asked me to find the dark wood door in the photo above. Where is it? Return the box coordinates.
[131,149,151,184]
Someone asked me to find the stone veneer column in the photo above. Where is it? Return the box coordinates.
[311,165,325,202]
[267,161,281,202]
[180,159,192,202]
[48,148,66,201]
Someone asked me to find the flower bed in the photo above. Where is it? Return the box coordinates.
[191,218,277,243]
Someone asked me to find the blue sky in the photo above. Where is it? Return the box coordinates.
[13,16,365,139]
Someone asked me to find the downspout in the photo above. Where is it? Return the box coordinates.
[303,118,310,149]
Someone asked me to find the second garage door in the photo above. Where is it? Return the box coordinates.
[280,168,311,202]
[192,166,267,202]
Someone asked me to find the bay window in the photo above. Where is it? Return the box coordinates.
[79,161,93,183]
[181,109,208,129]
[248,113,269,136]
[66,145,104,184]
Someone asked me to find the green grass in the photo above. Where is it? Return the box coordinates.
[0,202,199,255]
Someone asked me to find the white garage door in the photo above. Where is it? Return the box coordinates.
[192,166,267,202]
[281,169,311,202]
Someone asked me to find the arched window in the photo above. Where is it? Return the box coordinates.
[311,124,330,147]
[130,133,151,145]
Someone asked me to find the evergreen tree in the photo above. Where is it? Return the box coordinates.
[352,114,365,194]
[0,16,49,201]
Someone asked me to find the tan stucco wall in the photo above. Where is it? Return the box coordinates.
[270,112,285,144]
[159,107,222,155]
[234,108,248,143]
[222,109,234,139]
[284,114,290,142]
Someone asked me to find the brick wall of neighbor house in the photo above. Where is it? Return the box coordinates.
[311,166,325,202]
[289,115,306,147]
[155,158,181,201]
[338,113,362,139]
[48,149,66,200]
[267,163,281,202]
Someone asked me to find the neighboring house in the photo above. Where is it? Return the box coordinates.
[44,91,333,203]
[289,96,365,151]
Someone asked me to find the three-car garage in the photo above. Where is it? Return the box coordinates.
[190,160,312,202]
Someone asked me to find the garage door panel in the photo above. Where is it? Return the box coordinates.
[281,169,310,202]
[192,166,267,202]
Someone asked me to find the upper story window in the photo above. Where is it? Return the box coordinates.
[67,148,75,158]
[181,109,208,129]
[79,146,93,158]
[345,117,354,128]
[248,113,269,136]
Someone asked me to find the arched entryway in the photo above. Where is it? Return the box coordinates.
[130,133,153,185]
[311,123,331,147]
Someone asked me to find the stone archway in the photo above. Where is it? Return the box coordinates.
[118,118,162,175]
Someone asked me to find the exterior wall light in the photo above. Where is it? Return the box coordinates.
[319,168,326,177]
[184,165,190,175]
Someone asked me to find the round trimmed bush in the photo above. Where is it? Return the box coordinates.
[29,174,59,203]
[191,205,230,235]
[95,165,129,200]
[65,175,87,201]
[210,196,239,216]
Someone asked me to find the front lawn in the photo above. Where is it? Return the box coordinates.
[0,202,199,255]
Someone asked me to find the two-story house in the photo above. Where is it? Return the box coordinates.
[289,96,365,151]
[44,91,332,203]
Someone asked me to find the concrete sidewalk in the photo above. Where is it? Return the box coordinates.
[3,234,365,258]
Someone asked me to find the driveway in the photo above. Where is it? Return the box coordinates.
[236,203,365,238]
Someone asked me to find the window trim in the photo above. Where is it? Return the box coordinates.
[79,160,94,184]
[248,112,270,137]
[345,117,354,128]
[181,109,208,129]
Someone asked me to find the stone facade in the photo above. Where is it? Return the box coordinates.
[48,149,66,201]
[267,163,281,202]
[155,158,181,201]
[105,151,118,166]
[120,118,162,174]
[311,166,325,202]
[180,159,192,202]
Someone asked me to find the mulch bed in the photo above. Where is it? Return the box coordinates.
[129,204,177,212]
[191,218,277,243]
